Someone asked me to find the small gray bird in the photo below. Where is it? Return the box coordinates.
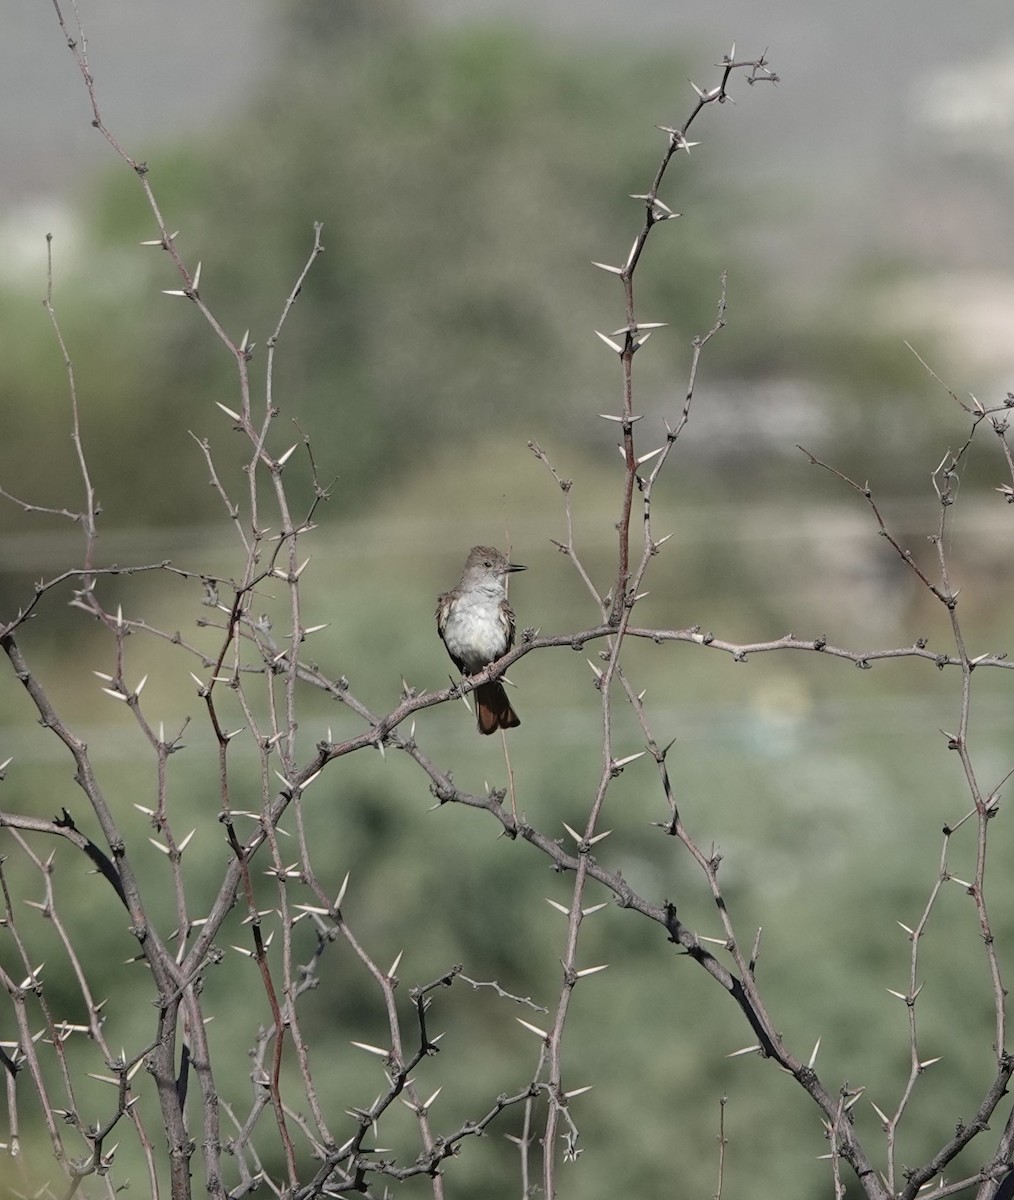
[436,545,526,734]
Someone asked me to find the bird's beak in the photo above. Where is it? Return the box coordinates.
[507,562,526,573]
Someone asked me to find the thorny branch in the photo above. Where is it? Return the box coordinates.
[596,48,776,626]
[2,11,1011,1200]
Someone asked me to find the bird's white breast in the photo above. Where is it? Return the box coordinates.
[440,591,509,671]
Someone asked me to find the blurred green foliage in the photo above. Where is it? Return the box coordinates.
[3,461,1014,1197]
[0,0,961,541]
[1,3,1012,1198]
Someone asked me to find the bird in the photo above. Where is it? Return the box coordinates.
[436,545,526,734]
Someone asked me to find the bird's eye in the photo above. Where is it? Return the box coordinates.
[484,559,492,568]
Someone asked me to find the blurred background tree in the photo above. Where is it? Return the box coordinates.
[0,0,967,541]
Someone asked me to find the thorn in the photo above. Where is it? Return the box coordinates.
[585,829,612,845]
[593,330,623,353]
[350,1041,389,1058]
